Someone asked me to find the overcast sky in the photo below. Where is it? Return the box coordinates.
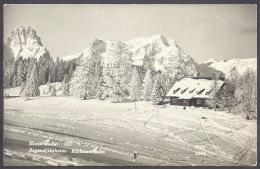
[4,4,257,63]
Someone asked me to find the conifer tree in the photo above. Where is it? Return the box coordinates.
[70,58,100,98]
[4,62,14,88]
[96,77,104,100]
[151,73,164,105]
[142,69,153,101]
[70,66,83,97]
[68,61,74,79]
[10,60,17,83]
[38,65,46,85]
[62,74,70,96]
[235,68,257,119]
[47,81,52,93]
[25,64,40,97]
[12,74,17,87]
[129,67,142,104]
[104,41,133,101]
[220,82,236,112]
[19,81,26,95]
[16,60,26,86]
[160,73,172,100]
[111,81,124,103]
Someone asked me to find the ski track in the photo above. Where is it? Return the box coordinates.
[3,97,257,166]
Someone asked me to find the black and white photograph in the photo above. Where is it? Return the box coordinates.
[3,4,257,166]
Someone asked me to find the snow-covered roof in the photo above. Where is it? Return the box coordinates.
[166,78,224,99]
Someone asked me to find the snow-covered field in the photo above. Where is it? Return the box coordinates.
[3,88,257,166]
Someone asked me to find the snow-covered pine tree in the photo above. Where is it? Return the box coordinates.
[220,82,236,113]
[108,42,133,101]
[129,67,142,102]
[19,81,26,95]
[111,81,124,103]
[142,69,153,101]
[38,64,46,85]
[47,82,51,93]
[62,74,70,96]
[70,57,100,98]
[100,42,128,101]
[12,74,17,87]
[151,73,164,105]
[51,84,57,96]
[229,67,240,87]
[235,68,257,119]
[68,61,74,79]
[160,73,172,100]
[56,59,65,82]
[10,60,17,85]
[18,63,27,94]
[96,77,105,100]
[16,60,26,86]
[117,49,133,98]
[101,64,114,99]
[25,64,40,97]
[4,62,12,88]
[207,72,222,111]
[70,66,82,97]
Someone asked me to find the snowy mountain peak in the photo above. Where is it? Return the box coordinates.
[4,26,50,60]
[207,58,257,77]
[203,58,218,64]
[150,34,164,40]
[62,53,82,61]
[76,35,197,79]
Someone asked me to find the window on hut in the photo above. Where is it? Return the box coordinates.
[173,88,180,94]
[172,98,177,103]
[181,87,189,94]
[189,88,195,93]
[205,89,213,95]
[197,89,205,95]
[197,99,201,104]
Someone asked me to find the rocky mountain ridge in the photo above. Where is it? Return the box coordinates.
[4,26,50,60]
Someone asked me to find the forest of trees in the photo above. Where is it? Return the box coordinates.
[3,56,76,98]
[3,43,257,119]
[207,68,257,119]
[68,42,174,104]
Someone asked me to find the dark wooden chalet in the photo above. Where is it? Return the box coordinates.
[166,77,225,107]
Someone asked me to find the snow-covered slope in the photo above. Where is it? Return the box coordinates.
[74,34,198,78]
[4,26,50,60]
[207,58,257,77]
[62,53,82,61]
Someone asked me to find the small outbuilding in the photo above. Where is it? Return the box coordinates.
[166,77,225,107]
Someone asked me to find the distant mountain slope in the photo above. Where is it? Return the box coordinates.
[194,62,224,78]
[206,58,257,77]
[4,26,50,60]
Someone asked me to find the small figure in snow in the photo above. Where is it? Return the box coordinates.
[133,151,138,162]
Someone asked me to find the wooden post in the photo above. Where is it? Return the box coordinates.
[134,93,136,110]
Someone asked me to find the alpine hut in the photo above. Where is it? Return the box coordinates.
[166,77,225,107]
